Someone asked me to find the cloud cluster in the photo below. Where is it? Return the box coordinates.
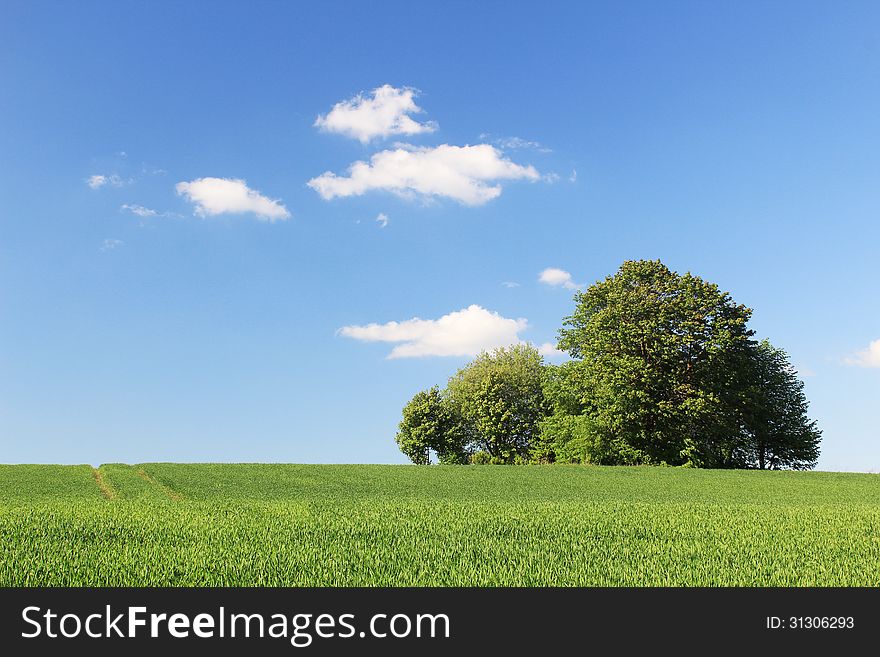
[310,84,543,205]
[308,144,539,206]
[844,339,880,368]
[538,267,581,290]
[86,84,550,233]
[314,85,437,144]
[338,304,528,359]
[175,177,290,221]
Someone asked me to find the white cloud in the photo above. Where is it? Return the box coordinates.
[315,84,437,143]
[501,281,520,288]
[121,204,181,222]
[87,174,126,189]
[844,339,880,368]
[121,204,157,217]
[175,177,290,221]
[100,238,124,251]
[539,267,581,290]
[338,304,528,359]
[538,342,566,358]
[488,135,552,153]
[308,143,540,206]
[794,364,816,377]
[375,212,389,228]
[569,169,578,183]
[87,175,107,189]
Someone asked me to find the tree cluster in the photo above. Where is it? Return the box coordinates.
[396,260,821,469]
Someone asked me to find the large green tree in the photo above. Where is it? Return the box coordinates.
[557,259,755,466]
[446,344,544,463]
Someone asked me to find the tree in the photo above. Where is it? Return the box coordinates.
[739,340,821,470]
[395,386,468,464]
[557,259,755,466]
[446,344,544,463]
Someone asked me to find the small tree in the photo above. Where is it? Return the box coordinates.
[740,340,821,470]
[395,386,467,464]
[446,344,544,463]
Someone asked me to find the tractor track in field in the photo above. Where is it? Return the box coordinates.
[135,467,185,501]
[91,467,117,500]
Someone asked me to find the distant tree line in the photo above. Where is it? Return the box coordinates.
[396,260,821,469]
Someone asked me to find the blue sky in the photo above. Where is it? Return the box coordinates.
[1,1,878,470]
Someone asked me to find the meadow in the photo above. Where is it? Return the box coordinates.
[1,464,879,586]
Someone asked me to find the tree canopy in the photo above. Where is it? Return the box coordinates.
[557,259,755,466]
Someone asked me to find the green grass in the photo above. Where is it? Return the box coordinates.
[1,464,878,586]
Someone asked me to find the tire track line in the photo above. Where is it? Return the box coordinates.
[135,467,184,501]
[91,466,117,500]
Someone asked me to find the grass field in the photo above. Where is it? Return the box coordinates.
[1,464,879,586]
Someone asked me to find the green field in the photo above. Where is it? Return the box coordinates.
[1,464,878,586]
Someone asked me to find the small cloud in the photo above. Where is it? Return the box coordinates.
[481,134,552,153]
[315,84,437,144]
[543,172,561,184]
[175,177,291,222]
[794,364,816,377]
[86,173,126,189]
[501,281,520,288]
[844,339,880,368]
[308,143,540,206]
[538,342,566,358]
[100,238,124,251]
[539,267,581,290]
[87,175,107,189]
[338,304,528,359]
[121,204,158,217]
[120,204,180,221]
[375,212,389,228]
[569,169,577,183]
